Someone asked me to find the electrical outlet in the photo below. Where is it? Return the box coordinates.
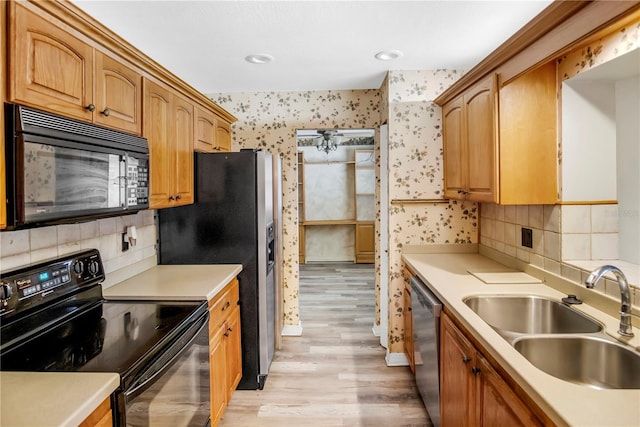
[521,227,533,248]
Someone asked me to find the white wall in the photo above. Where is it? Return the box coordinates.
[561,80,617,201]
[616,77,640,264]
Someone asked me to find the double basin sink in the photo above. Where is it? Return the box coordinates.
[464,295,640,389]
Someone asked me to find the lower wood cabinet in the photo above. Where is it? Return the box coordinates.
[440,311,544,427]
[78,397,112,427]
[208,278,242,426]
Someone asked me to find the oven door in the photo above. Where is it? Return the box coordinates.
[120,310,210,427]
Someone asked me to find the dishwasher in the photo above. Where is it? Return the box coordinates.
[410,275,443,427]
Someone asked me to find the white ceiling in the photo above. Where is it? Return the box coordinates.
[72,1,553,95]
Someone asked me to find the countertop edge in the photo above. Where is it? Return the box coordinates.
[0,372,119,427]
[103,264,243,301]
[402,251,640,427]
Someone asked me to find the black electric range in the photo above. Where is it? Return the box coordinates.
[0,249,210,426]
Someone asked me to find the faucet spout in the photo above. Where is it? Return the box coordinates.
[585,265,634,337]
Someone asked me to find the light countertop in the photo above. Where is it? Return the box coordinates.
[2,263,242,426]
[403,250,640,427]
[103,264,243,301]
[0,372,119,427]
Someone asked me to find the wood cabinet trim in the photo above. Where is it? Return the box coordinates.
[15,0,236,124]
[1,1,7,229]
[434,1,640,106]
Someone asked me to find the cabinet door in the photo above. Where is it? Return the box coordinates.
[215,119,232,152]
[355,222,375,263]
[465,74,497,203]
[476,355,542,427]
[440,313,476,427]
[226,306,243,399]
[499,62,558,205]
[209,325,227,426]
[94,50,142,134]
[144,79,174,209]
[10,2,93,121]
[173,96,194,206]
[195,106,216,152]
[78,397,112,427]
[442,96,466,199]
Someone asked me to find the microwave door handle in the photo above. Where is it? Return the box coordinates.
[121,155,127,208]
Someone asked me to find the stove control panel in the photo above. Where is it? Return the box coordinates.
[0,249,105,318]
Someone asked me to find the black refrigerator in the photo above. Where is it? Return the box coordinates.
[158,149,277,390]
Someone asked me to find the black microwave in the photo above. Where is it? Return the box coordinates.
[3,103,150,229]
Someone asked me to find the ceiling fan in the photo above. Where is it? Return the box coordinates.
[308,130,345,154]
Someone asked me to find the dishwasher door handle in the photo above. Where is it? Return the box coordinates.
[410,276,442,317]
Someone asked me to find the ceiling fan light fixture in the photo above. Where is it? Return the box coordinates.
[316,130,341,154]
[245,53,275,64]
[374,50,403,61]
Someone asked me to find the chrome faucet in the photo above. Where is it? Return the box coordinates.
[585,265,634,337]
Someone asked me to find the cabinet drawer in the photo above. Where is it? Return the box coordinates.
[208,279,239,330]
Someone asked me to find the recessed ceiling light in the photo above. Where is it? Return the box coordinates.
[245,54,275,64]
[374,50,403,61]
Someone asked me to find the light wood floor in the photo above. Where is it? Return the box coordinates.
[219,263,432,427]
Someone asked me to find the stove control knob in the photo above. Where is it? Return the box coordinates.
[88,260,100,276]
[0,283,13,304]
[73,260,84,275]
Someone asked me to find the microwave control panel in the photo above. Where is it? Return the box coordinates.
[127,157,149,207]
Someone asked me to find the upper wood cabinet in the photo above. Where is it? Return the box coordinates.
[195,105,233,153]
[8,1,142,134]
[1,3,6,230]
[443,74,498,203]
[216,119,232,152]
[498,61,557,205]
[144,79,194,209]
[195,106,217,152]
[93,50,142,134]
[442,64,558,205]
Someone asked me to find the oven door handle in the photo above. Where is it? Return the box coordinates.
[124,313,208,400]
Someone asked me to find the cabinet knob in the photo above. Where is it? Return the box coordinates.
[176,194,182,200]
[221,301,231,311]
[169,195,176,201]
[101,108,111,117]
[86,104,96,112]
[224,327,232,337]
[471,366,481,375]
[462,355,471,364]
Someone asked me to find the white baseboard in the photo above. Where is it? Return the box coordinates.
[281,322,303,336]
[371,323,380,337]
[385,351,409,367]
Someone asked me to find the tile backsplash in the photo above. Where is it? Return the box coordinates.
[0,210,157,274]
[480,203,639,304]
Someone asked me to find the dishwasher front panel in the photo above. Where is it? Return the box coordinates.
[410,276,442,427]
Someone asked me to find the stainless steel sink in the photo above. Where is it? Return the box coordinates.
[514,336,640,389]
[463,295,603,335]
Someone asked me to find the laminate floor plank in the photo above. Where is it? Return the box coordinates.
[219,262,432,427]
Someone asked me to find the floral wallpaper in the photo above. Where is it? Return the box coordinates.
[557,17,640,80]
[382,70,478,354]
[210,72,478,353]
[209,90,381,327]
